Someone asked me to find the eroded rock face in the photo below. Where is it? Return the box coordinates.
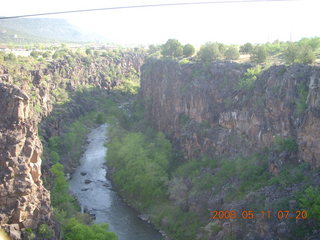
[0,51,146,238]
[0,83,51,239]
[141,60,320,167]
[140,60,320,239]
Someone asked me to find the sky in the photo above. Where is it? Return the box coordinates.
[0,0,319,46]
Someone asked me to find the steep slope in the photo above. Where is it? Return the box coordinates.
[140,59,320,239]
[0,83,52,239]
[0,50,145,239]
[141,59,320,168]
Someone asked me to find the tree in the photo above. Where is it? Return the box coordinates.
[161,39,183,58]
[183,44,195,57]
[197,42,221,62]
[224,46,240,60]
[283,43,316,64]
[64,218,118,240]
[30,51,40,58]
[148,44,161,54]
[4,53,16,62]
[298,45,316,64]
[283,43,299,64]
[218,43,227,56]
[240,42,253,54]
[85,48,92,56]
[250,45,268,64]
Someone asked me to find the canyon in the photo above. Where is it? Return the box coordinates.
[0,51,320,239]
[0,51,145,239]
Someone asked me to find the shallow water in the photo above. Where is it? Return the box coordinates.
[69,124,163,240]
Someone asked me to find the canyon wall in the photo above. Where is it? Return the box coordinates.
[140,59,320,239]
[0,51,145,239]
[141,59,320,168]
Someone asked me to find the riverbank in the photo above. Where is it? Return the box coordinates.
[69,124,164,240]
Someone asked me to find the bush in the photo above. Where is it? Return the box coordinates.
[299,186,320,224]
[4,53,16,62]
[161,39,183,58]
[50,151,60,164]
[295,83,308,115]
[38,224,54,239]
[224,46,240,60]
[95,112,105,124]
[238,65,263,90]
[64,218,118,240]
[107,128,171,209]
[250,45,268,64]
[273,137,298,153]
[283,44,316,64]
[50,163,78,216]
[197,42,221,62]
[183,44,195,57]
[240,42,253,54]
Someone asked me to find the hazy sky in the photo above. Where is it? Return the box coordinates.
[0,0,319,46]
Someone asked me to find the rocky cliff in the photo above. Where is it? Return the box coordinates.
[0,83,51,239]
[141,59,320,168]
[140,59,320,239]
[0,51,145,239]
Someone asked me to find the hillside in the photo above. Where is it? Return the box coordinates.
[0,18,107,43]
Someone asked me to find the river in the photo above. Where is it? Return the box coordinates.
[69,124,164,240]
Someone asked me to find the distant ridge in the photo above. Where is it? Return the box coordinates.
[0,18,108,43]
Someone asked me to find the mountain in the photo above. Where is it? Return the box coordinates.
[0,18,108,43]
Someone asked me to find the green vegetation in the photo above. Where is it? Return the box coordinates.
[295,83,309,115]
[269,162,310,188]
[183,44,195,57]
[240,42,253,54]
[45,113,118,239]
[161,39,183,58]
[225,46,240,60]
[197,42,222,62]
[153,36,320,65]
[108,129,171,208]
[283,40,318,64]
[250,45,268,64]
[105,100,205,240]
[238,65,263,90]
[64,218,117,240]
[38,224,54,239]
[300,186,320,224]
[273,136,298,153]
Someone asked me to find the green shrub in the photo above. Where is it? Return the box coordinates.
[299,186,320,224]
[284,43,316,64]
[238,65,263,90]
[273,137,298,153]
[224,46,240,60]
[50,163,78,216]
[107,129,171,209]
[64,218,118,240]
[23,228,35,240]
[197,42,222,62]
[48,136,61,152]
[38,224,54,239]
[183,44,195,57]
[295,83,308,115]
[95,112,105,124]
[240,42,253,54]
[250,45,268,64]
[50,151,60,164]
[161,39,183,58]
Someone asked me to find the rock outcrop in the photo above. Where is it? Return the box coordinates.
[140,59,320,239]
[0,83,51,239]
[0,51,145,238]
[141,59,320,168]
